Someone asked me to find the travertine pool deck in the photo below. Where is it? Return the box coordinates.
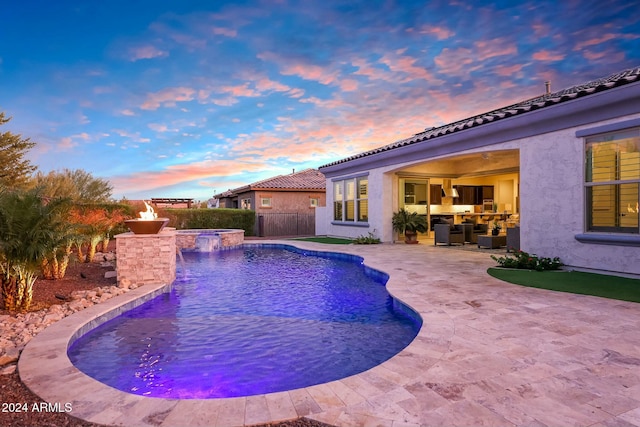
[19,240,640,427]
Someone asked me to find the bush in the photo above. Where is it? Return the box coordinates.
[158,208,255,236]
[353,231,381,244]
[491,250,563,271]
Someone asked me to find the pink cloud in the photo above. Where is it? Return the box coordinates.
[219,83,258,97]
[532,50,565,61]
[413,24,454,40]
[255,77,290,93]
[110,159,268,194]
[280,62,338,85]
[212,26,237,37]
[339,79,359,92]
[582,49,625,62]
[494,63,524,77]
[128,45,169,61]
[474,38,518,60]
[57,137,76,151]
[434,47,476,76]
[574,33,617,50]
[352,58,395,82]
[378,52,433,82]
[141,87,196,110]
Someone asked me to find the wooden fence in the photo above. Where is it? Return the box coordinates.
[256,212,315,237]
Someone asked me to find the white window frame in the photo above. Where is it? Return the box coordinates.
[260,197,272,208]
[332,174,369,225]
[584,128,639,234]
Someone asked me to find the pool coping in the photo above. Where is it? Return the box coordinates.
[19,240,430,427]
[20,240,640,426]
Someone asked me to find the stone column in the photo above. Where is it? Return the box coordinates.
[115,229,176,286]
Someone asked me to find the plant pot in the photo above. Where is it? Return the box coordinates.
[492,229,500,236]
[404,230,419,244]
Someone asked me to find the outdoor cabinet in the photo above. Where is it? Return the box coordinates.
[430,184,442,205]
[482,186,494,201]
[454,185,494,205]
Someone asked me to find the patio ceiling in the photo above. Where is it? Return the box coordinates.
[397,149,519,178]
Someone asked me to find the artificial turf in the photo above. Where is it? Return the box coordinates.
[487,268,640,303]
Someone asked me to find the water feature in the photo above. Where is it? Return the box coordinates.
[68,245,421,399]
[194,234,221,251]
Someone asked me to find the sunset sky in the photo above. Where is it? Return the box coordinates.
[2,0,639,201]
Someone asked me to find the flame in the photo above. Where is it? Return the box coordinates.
[139,201,158,220]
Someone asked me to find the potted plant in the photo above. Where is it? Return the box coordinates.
[491,220,502,236]
[392,208,428,244]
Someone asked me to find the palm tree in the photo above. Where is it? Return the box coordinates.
[0,189,71,311]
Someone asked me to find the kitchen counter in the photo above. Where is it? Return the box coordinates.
[434,212,510,218]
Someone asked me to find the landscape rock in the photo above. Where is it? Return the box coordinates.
[0,281,144,370]
[0,346,20,366]
[1,364,16,375]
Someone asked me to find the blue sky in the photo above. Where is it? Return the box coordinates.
[2,0,639,201]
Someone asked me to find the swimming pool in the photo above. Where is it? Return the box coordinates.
[68,245,421,399]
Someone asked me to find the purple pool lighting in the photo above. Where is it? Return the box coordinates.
[68,245,421,399]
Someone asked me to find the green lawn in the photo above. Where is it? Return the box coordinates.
[288,236,354,244]
[488,268,640,303]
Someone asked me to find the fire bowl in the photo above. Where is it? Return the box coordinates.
[124,218,170,234]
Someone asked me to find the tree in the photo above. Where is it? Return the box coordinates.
[69,203,127,263]
[0,189,72,311]
[0,113,37,190]
[31,168,113,202]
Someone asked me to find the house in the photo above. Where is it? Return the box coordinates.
[317,67,640,275]
[212,168,326,236]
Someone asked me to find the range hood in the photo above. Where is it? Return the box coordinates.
[441,179,459,198]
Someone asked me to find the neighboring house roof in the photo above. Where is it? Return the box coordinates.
[214,190,235,199]
[320,67,640,169]
[213,169,325,198]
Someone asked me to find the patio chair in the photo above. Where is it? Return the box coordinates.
[459,221,488,243]
[434,223,465,246]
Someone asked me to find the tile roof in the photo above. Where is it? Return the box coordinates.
[250,168,326,190]
[320,66,640,169]
[213,169,325,198]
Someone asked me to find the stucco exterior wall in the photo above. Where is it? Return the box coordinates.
[253,190,325,213]
[521,113,640,275]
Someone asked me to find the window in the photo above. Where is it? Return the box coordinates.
[260,197,272,208]
[357,177,368,221]
[309,198,319,207]
[241,198,251,210]
[585,128,639,233]
[333,181,343,221]
[333,176,368,223]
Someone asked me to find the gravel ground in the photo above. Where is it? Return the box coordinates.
[0,247,337,427]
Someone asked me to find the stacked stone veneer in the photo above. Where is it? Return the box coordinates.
[115,229,176,286]
[176,229,244,251]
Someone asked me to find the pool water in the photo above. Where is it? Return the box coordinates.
[68,245,421,399]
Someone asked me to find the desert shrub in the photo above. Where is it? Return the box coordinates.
[491,250,563,271]
[353,231,381,244]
